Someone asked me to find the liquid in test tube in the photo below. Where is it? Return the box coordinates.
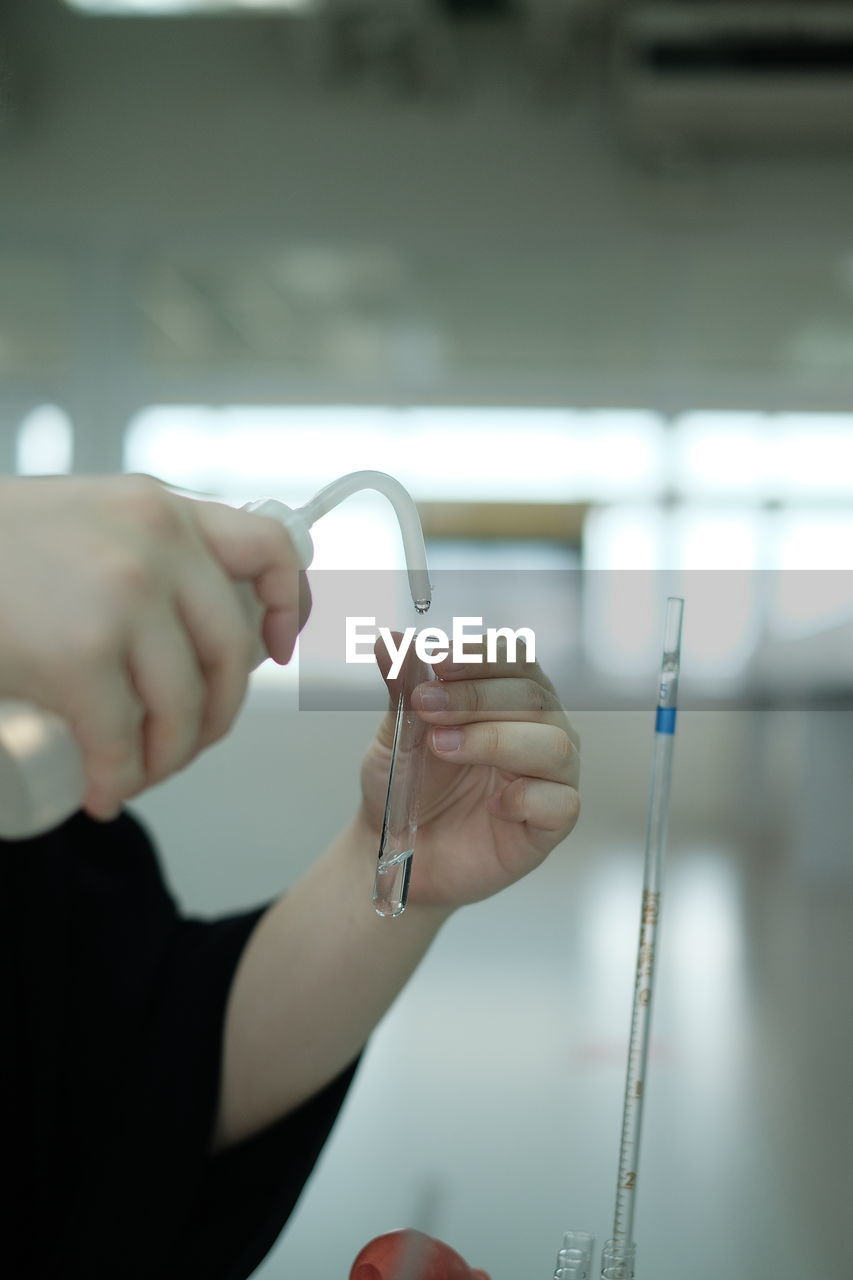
[372,653,432,918]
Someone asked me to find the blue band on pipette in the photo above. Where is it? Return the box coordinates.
[655,707,677,734]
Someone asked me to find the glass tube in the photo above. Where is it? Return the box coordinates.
[600,1240,636,1279]
[298,470,433,610]
[372,652,432,918]
[554,1231,596,1278]
[608,597,684,1272]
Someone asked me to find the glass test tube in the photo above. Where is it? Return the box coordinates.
[372,654,433,918]
[554,1231,596,1278]
[607,597,683,1277]
[600,1240,636,1279]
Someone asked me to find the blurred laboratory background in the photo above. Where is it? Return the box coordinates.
[2,2,853,1277]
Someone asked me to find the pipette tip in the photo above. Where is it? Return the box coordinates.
[663,596,684,655]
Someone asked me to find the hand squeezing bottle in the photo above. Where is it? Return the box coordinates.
[0,471,432,842]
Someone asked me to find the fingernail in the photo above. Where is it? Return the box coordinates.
[415,684,449,711]
[433,727,463,752]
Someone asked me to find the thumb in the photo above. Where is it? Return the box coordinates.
[189,498,310,663]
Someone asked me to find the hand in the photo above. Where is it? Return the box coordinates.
[0,474,309,821]
[359,636,580,910]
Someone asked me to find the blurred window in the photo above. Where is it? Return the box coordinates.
[773,414,853,500]
[123,404,665,505]
[123,404,853,691]
[673,410,853,501]
[673,411,770,499]
[16,405,74,475]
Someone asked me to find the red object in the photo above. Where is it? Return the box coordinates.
[350,1230,491,1280]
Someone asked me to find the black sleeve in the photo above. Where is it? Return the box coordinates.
[2,808,360,1280]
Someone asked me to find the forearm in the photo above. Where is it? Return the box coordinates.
[212,811,452,1151]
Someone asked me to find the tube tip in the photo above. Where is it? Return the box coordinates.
[663,596,684,655]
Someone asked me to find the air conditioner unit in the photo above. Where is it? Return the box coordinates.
[611,3,853,157]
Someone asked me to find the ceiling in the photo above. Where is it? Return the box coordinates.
[1,0,853,409]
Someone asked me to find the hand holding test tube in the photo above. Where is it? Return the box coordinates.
[360,631,580,918]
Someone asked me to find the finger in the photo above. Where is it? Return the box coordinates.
[486,776,581,835]
[174,563,256,749]
[429,637,579,752]
[189,500,308,664]
[126,609,207,787]
[263,569,312,665]
[61,666,147,820]
[429,719,579,788]
[411,675,564,725]
[432,632,557,695]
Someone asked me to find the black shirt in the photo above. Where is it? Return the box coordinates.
[3,808,359,1280]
